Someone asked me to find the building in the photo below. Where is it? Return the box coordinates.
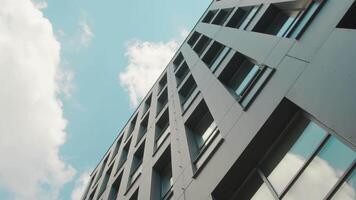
[81,0,356,199]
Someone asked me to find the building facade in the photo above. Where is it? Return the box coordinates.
[81,0,356,199]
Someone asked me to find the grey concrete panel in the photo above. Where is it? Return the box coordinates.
[287,29,356,146]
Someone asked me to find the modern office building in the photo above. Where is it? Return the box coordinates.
[81,0,356,199]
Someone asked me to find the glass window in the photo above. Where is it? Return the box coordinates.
[331,170,356,200]
[173,53,184,71]
[202,10,218,23]
[155,109,170,149]
[263,121,327,194]
[290,1,320,38]
[187,32,201,47]
[210,46,230,72]
[283,136,356,200]
[192,110,216,150]
[227,61,262,99]
[129,142,145,185]
[193,35,211,56]
[158,73,167,94]
[251,182,276,200]
[175,62,189,86]
[212,8,234,25]
[137,113,149,144]
[160,163,173,198]
[108,172,123,200]
[240,6,260,30]
[227,6,259,30]
[156,88,168,116]
[178,75,199,111]
[253,1,322,38]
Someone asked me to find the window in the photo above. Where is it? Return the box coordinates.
[330,170,356,199]
[152,147,173,200]
[129,142,145,186]
[175,62,189,87]
[156,88,168,116]
[173,53,184,71]
[83,172,96,200]
[202,41,231,72]
[235,115,355,200]
[129,188,139,200]
[253,1,323,38]
[155,108,170,151]
[97,165,113,199]
[94,154,110,186]
[193,35,212,56]
[212,8,234,25]
[337,1,356,29]
[88,185,98,200]
[108,171,123,200]
[187,32,201,47]
[137,113,149,145]
[178,75,199,112]
[226,6,259,29]
[116,138,131,174]
[110,136,122,163]
[142,94,152,117]
[218,52,273,109]
[126,114,138,140]
[158,73,167,94]
[202,9,218,23]
[185,100,222,173]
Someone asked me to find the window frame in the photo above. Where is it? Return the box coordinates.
[236,112,356,200]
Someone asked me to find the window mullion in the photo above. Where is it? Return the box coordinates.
[280,134,331,198]
[257,168,281,200]
[324,160,356,200]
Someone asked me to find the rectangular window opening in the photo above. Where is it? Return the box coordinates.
[158,73,167,94]
[178,75,199,112]
[116,139,131,174]
[127,114,138,139]
[212,8,234,25]
[226,6,255,29]
[202,9,218,23]
[156,88,168,116]
[185,100,220,166]
[217,52,273,109]
[155,108,170,150]
[152,146,173,200]
[97,165,113,199]
[253,1,322,38]
[108,171,123,200]
[175,62,189,87]
[129,142,145,185]
[142,94,152,116]
[187,32,201,47]
[202,41,230,72]
[173,53,184,71]
[193,35,212,56]
[137,113,149,144]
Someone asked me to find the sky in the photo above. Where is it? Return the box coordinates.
[0,0,210,199]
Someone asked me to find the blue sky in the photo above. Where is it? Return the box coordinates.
[46,0,210,199]
[0,0,209,199]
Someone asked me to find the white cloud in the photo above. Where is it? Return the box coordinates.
[0,0,75,199]
[252,153,355,200]
[56,68,75,99]
[32,0,47,10]
[70,171,91,200]
[118,30,188,107]
[78,19,94,47]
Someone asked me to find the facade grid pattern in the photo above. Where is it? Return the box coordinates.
[81,0,356,199]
